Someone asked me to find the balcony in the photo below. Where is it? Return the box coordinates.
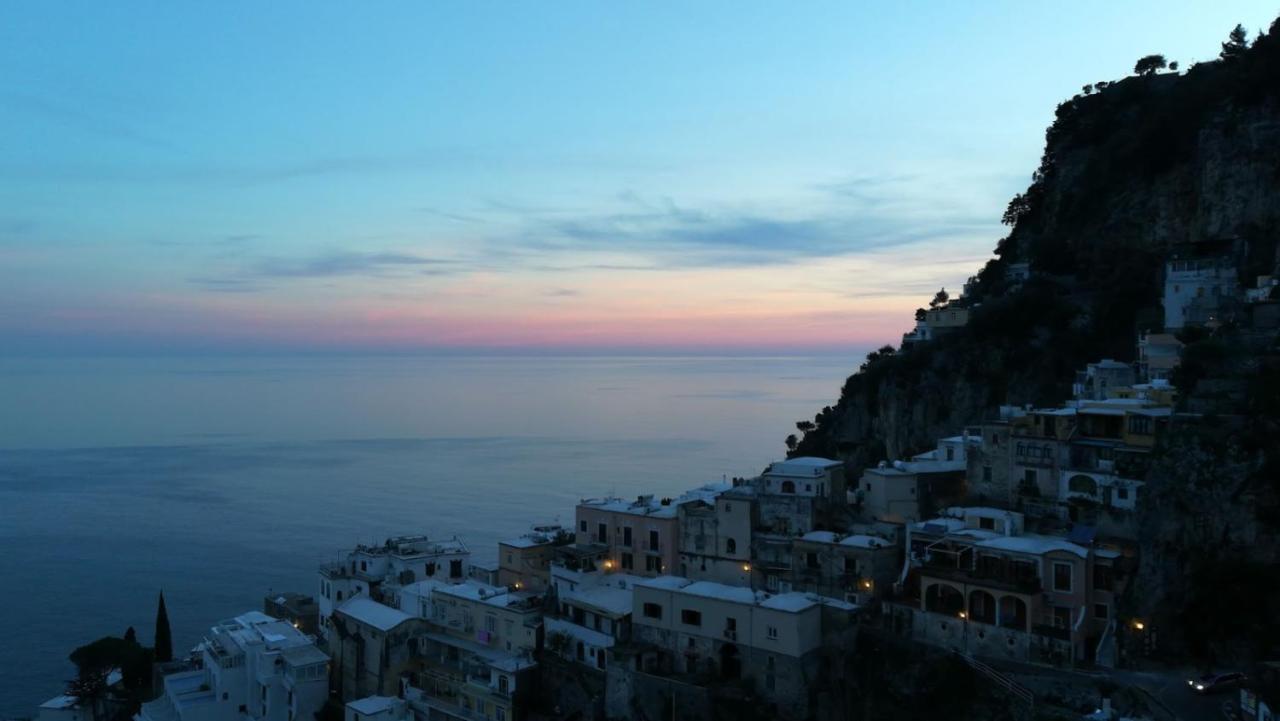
[919,562,1041,595]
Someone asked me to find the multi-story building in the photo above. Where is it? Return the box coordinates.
[677,484,754,585]
[1073,360,1136,401]
[892,507,1128,667]
[318,534,470,636]
[1164,257,1238,329]
[574,483,729,577]
[755,457,846,534]
[857,458,966,524]
[1137,332,1183,382]
[788,530,899,604]
[545,565,640,671]
[397,580,541,721]
[617,577,858,721]
[497,525,571,592]
[138,611,329,721]
[328,598,425,701]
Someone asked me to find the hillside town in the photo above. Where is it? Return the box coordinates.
[33,256,1279,721]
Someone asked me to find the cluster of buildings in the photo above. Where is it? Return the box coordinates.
[111,251,1280,721]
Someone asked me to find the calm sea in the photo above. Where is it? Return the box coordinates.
[0,354,856,716]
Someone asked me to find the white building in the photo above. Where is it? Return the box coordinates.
[137,612,328,721]
[625,577,857,720]
[546,565,642,670]
[1164,258,1238,329]
[318,534,469,635]
[344,697,408,721]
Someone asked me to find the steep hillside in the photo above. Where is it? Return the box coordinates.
[794,17,1280,466]
[792,18,1280,661]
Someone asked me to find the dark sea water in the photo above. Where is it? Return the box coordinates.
[0,354,856,716]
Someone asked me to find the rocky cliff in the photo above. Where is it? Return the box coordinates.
[793,18,1280,661]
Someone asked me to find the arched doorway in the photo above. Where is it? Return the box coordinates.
[924,583,964,615]
[968,589,997,624]
[998,596,1028,630]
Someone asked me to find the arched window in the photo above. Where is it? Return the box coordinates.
[780,480,796,494]
[1068,474,1098,496]
[726,538,737,554]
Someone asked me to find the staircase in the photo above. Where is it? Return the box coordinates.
[954,652,1035,707]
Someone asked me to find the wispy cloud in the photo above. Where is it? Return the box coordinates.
[252,251,459,279]
[501,192,993,270]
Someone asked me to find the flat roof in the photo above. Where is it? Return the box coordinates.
[337,598,415,631]
[347,696,401,715]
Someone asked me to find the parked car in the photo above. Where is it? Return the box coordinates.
[1187,672,1246,694]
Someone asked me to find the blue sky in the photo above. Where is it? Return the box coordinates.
[2,1,1276,354]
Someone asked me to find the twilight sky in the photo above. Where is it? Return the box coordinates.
[2,2,1275,355]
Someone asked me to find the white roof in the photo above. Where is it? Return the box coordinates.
[764,457,841,477]
[974,534,1088,559]
[337,598,415,631]
[563,585,633,616]
[40,696,79,710]
[546,617,616,649]
[840,534,892,549]
[347,696,401,715]
[433,580,516,608]
[798,531,891,550]
[680,581,758,605]
[637,575,694,590]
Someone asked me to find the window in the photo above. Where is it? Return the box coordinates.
[1094,603,1109,620]
[580,520,587,532]
[982,466,992,483]
[1024,469,1038,485]
[425,562,436,576]
[450,559,463,578]
[360,561,367,571]
[865,482,872,492]
[979,517,995,530]
[767,626,779,640]
[1093,564,1114,591]
[946,447,955,461]
[726,538,737,554]
[1117,487,1130,500]
[1128,415,1153,435]
[681,609,702,626]
[1053,562,1073,592]
[1069,474,1098,495]
[597,523,608,544]
[805,484,812,492]
[642,603,662,619]
[780,480,796,494]
[621,552,634,570]
[506,553,513,564]
[336,591,343,601]
[648,530,660,551]
[622,527,632,546]
[724,503,732,513]
[486,615,497,632]
[806,552,820,569]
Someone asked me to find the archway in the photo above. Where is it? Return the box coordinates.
[924,583,964,615]
[968,589,997,624]
[998,596,1028,631]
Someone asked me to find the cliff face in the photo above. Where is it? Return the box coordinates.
[794,19,1280,660]
[796,21,1280,466]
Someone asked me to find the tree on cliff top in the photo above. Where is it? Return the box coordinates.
[1134,54,1167,75]
[1221,24,1250,59]
[154,591,173,663]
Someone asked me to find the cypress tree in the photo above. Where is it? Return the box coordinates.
[154,592,173,662]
